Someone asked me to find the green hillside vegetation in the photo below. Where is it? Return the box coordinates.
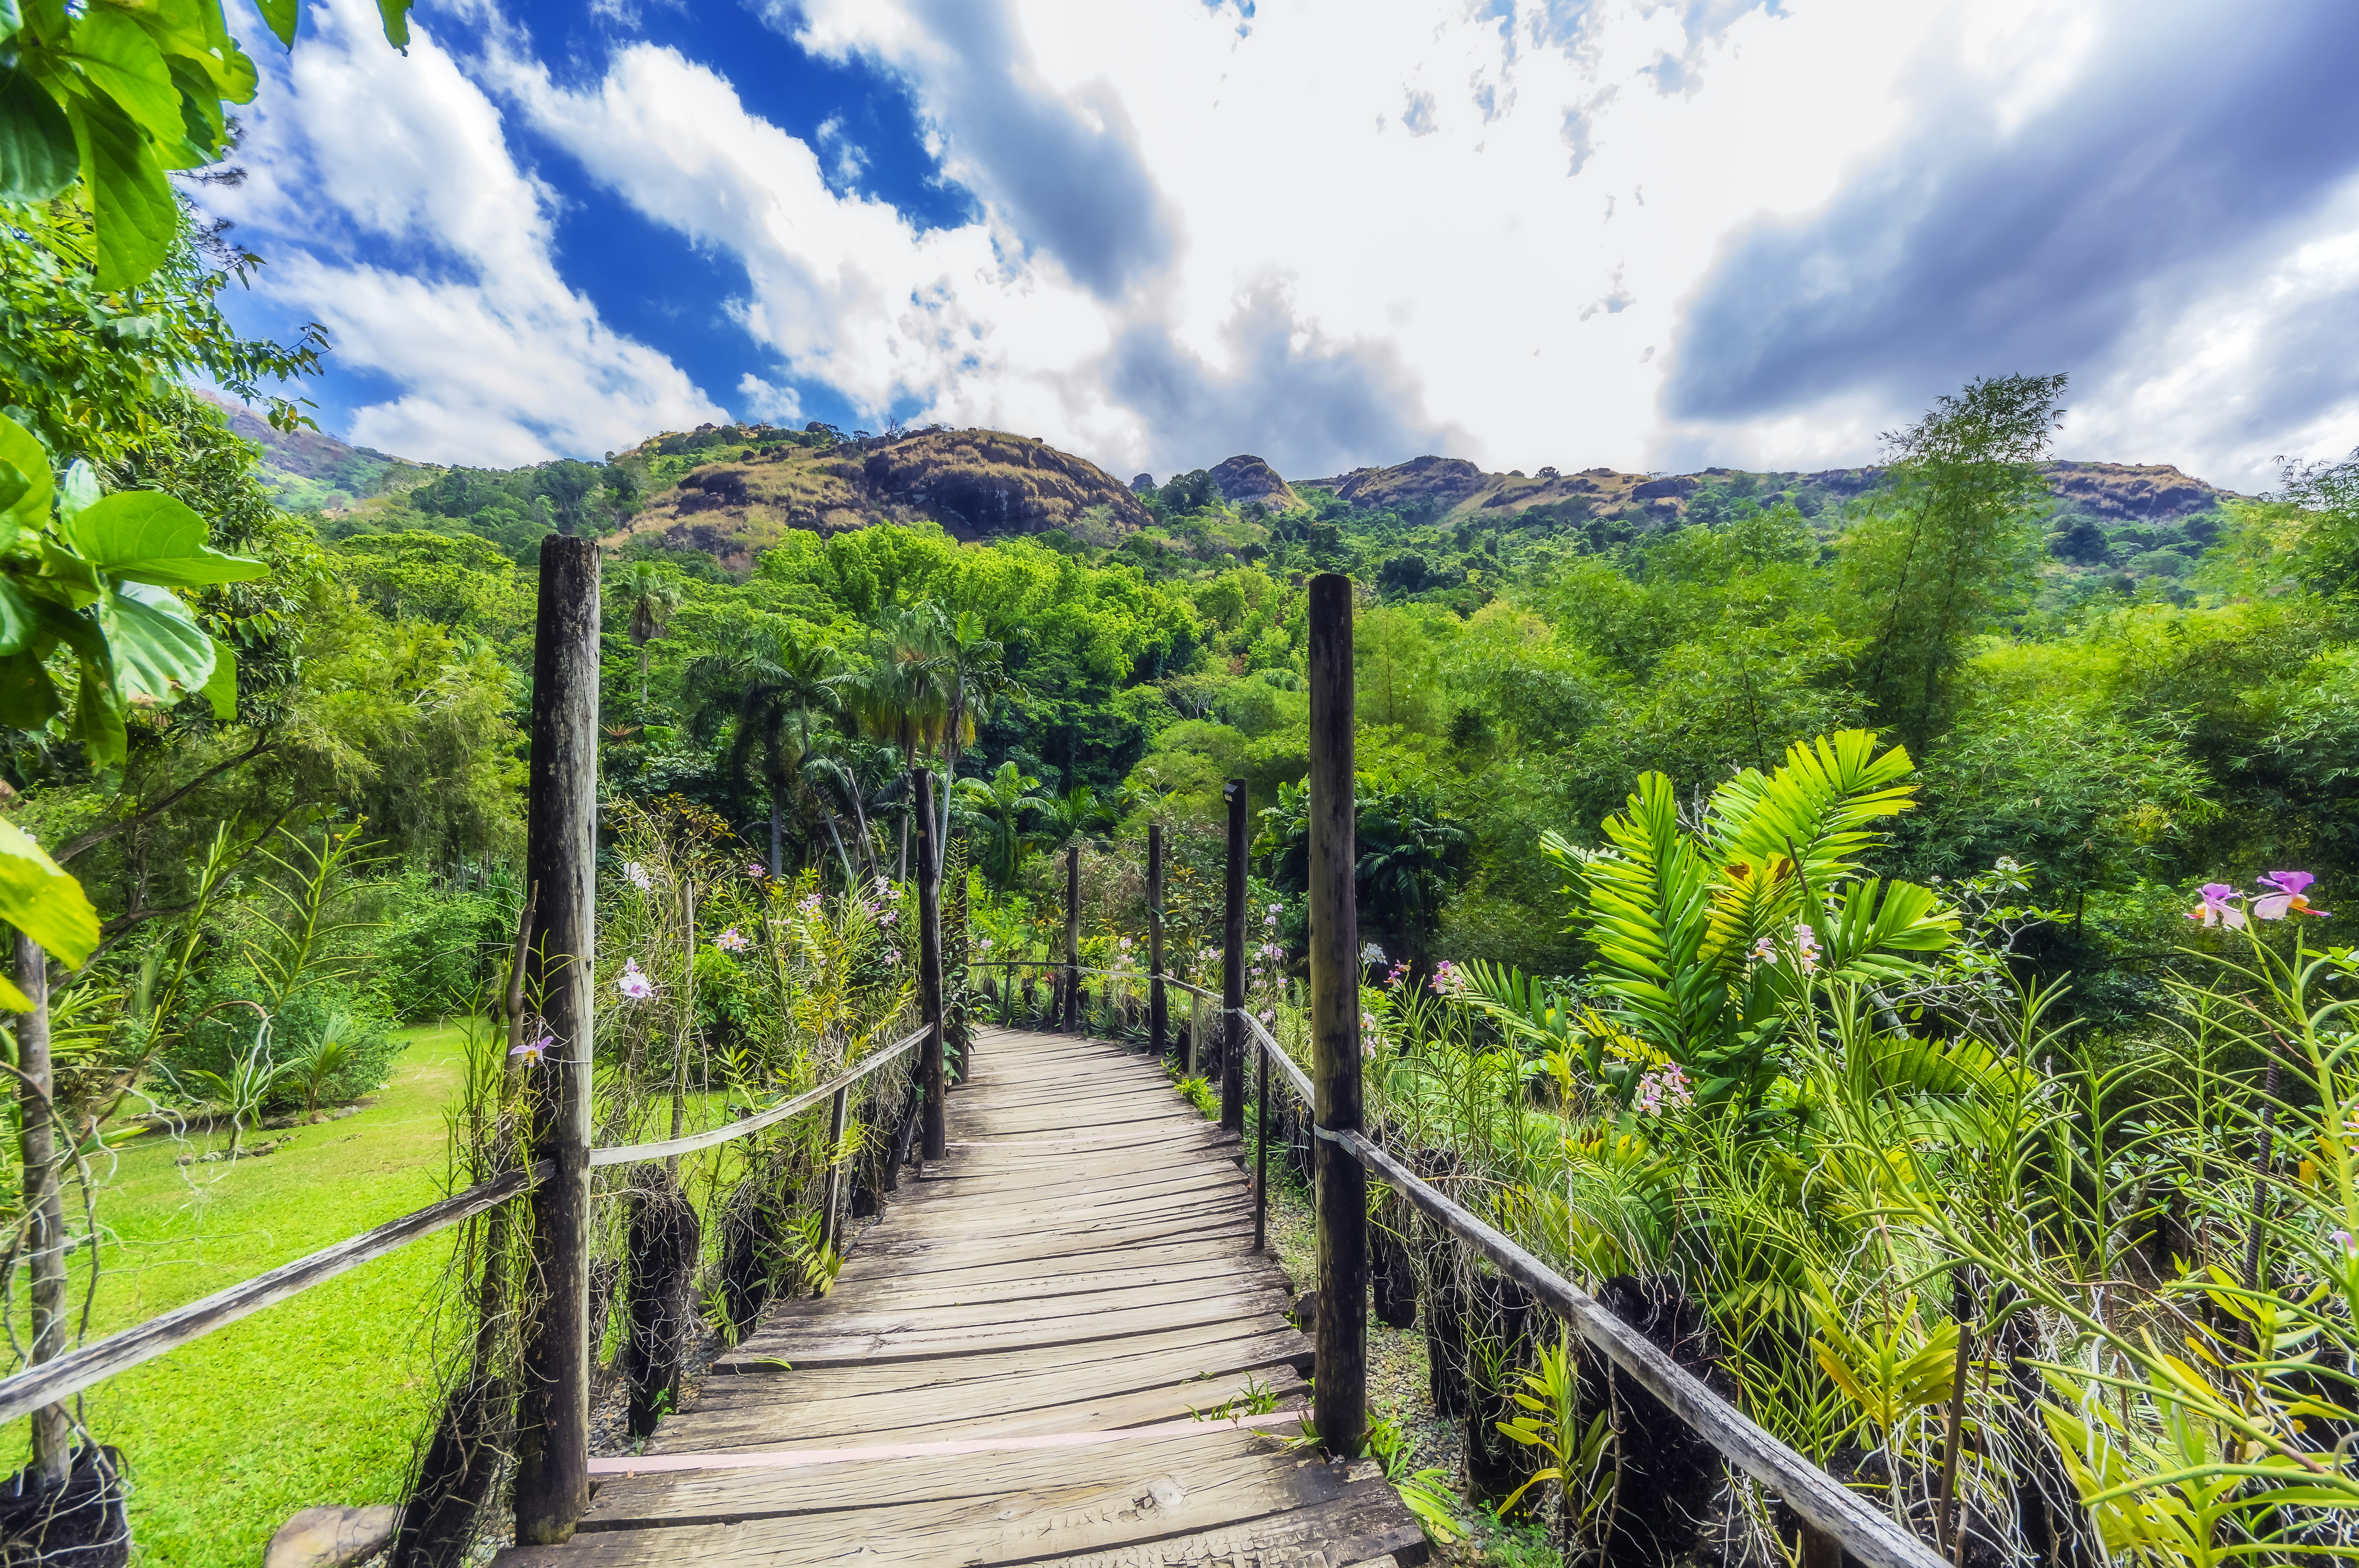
[11,99,2359,1568]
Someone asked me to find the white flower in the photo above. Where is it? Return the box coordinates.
[617,959,655,1001]
[1360,942,1387,964]
[979,937,993,949]
[625,861,652,891]
[713,926,749,953]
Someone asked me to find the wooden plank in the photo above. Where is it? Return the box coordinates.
[741,1254,1283,1330]
[882,1174,1242,1225]
[707,1322,1310,1410]
[891,1160,1244,1210]
[580,1423,1290,1528]
[689,1336,1310,1440]
[778,1238,1272,1314]
[724,1272,1285,1350]
[743,1285,1296,1368]
[498,1455,1399,1566]
[854,1215,1258,1277]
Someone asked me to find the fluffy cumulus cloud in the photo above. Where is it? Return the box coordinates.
[214,0,2359,487]
[204,0,721,465]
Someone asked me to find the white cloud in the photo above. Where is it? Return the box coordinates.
[202,0,720,464]
[737,373,804,425]
[213,0,2359,486]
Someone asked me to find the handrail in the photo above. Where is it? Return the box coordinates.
[1238,1010,1314,1105]
[1226,997,1944,1568]
[588,1025,928,1167]
[1334,1129,1946,1568]
[0,1022,934,1421]
[0,1161,549,1426]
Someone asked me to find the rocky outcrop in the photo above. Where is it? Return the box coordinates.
[860,429,1153,536]
[1332,456,1488,511]
[2042,461,2227,522]
[1207,454,1301,513]
[612,426,1153,567]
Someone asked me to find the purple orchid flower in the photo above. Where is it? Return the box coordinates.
[617,958,655,1000]
[2186,883,2246,929]
[511,1033,553,1063]
[2254,871,2329,921]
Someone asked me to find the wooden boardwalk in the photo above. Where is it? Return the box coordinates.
[497,1025,1426,1568]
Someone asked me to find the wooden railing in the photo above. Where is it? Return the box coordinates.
[0,1024,927,1429]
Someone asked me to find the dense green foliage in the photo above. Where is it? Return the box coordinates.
[9,64,2359,1559]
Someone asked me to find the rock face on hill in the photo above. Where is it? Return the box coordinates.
[1207,454,1300,513]
[619,427,1150,568]
[861,429,1152,535]
[1332,456,1488,511]
[2043,462,2226,522]
[1281,452,2241,531]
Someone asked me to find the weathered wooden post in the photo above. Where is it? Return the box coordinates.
[916,770,948,1161]
[1220,779,1247,1132]
[1254,1038,1270,1253]
[1063,844,1081,1032]
[1148,823,1167,1060]
[1306,572,1365,1457]
[818,1081,852,1254]
[13,935,69,1484]
[513,535,599,1545]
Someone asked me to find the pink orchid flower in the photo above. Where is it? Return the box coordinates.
[2254,871,2329,921]
[617,959,655,1000]
[510,1033,553,1063]
[2186,883,2246,929]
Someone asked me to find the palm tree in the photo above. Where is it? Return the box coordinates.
[685,625,840,877]
[956,762,1050,891]
[1033,784,1114,857]
[614,561,685,706]
[931,610,1008,855]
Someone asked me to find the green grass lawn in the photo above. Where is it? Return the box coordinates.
[12,1022,484,1567]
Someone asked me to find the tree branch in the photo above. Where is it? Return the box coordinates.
[54,736,277,866]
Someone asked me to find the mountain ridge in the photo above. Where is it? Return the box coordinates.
[213,403,2243,584]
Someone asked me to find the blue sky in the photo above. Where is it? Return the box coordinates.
[203,0,2359,490]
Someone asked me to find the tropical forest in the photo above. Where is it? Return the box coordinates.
[2,1,2358,1567]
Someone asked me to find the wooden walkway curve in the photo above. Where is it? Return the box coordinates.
[497,1025,1427,1568]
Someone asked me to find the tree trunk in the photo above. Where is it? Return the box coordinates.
[15,933,70,1483]
[768,796,784,880]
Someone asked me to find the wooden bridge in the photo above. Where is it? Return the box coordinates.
[0,562,1949,1568]
[494,1024,1427,1568]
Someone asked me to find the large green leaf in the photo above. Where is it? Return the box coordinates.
[73,490,267,586]
[69,653,125,763]
[257,0,298,48]
[63,5,182,144]
[0,413,50,537]
[0,578,36,658]
[70,92,175,290]
[376,0,413,49]
[0,815,97,969]
[0,60,76,201]
[201,634,236,720]
[0,648,62,731]
[104,579,212,705]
